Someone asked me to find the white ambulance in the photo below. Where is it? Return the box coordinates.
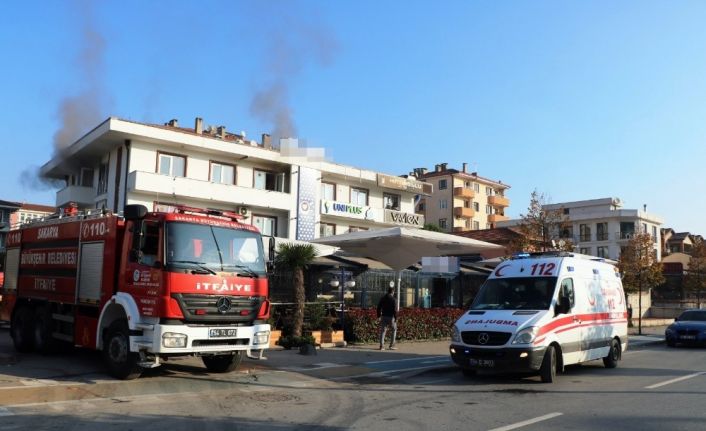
[450,252,628,383]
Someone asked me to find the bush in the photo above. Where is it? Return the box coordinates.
[345,308,466,343]
[277,335,316,349]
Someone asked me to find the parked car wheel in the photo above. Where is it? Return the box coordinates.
[540,345,557,383]
[603,339,620,368]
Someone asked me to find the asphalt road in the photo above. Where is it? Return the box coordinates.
[0,329,704,431]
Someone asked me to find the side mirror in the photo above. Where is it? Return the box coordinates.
[124,204,148,220]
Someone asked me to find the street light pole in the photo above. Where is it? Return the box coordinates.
[638,246,643,335]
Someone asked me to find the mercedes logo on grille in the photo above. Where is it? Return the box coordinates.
[477,332,490,345]
[216,296,232,314]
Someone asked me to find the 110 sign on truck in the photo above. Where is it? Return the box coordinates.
[0,204,273,379]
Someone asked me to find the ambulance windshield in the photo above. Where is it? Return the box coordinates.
[165,222,266,275]
[470,277,557,310]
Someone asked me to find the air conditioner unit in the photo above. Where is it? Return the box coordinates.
[238,206,249,216]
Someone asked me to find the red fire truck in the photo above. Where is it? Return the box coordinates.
[0,204,272,379]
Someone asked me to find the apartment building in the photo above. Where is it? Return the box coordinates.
[39,117,427,240]
[9,202,55,229]
[0,200,21,252]
[412,163,510,233]
[497,197,664,261]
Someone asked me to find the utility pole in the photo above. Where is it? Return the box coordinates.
[638,247,643,335]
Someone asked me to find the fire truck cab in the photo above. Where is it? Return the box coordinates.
[1,204,272,379]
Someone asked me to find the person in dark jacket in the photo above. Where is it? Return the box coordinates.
[377,287,398,350]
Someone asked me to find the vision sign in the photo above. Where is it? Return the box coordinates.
[384,209,424,227]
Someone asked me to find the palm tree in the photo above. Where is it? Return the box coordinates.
[274,243,317,337]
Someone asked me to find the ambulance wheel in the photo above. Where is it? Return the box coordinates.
[202,352,243,373]
[103,320,143,380]
[603,339,620,369]
[33,305,58,354]
[540,345,557,383]
[11,306,35,353]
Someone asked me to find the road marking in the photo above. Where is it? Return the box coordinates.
[333,363,451,381]
[487,412,563,431]
[363,356,447,365]
[645,372,706,389]
[413,378,451,385]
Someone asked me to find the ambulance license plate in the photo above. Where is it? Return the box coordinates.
[680,335,696,340]
[470,359,495,368]
[209,328,238,338]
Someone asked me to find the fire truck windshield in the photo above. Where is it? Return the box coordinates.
[470,277,557,311]
[166,222,266,276]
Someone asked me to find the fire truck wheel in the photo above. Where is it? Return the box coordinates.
[202,352,243,373]
[103,320,143,380]
[539,345,557,383]
[34,306,58,354]
[11,306,35,353]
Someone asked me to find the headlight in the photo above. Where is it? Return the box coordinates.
[162,332,188,348]
[665,327,674,336]
[254,331,269,345]
[512,327,539,345]
[451,325,461,342]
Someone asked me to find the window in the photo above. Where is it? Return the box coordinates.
[130,220,160,267]
[321,182,336,201]
[158,152,186,177]
[596,222,608,241]
[620,222,635,239]
[560,278,575,308]
[349,226,368,232]
[97,163,108,195]
[439,199,448,210]
[473,183,480,192]
[464,181,471,188]
[350,187,368,206]
[642,223,648,233]
[652,226,658,243]
[438,218,447,229]
[418,202,426,211]
[320,223,336,237]
[439,179,447,190]
[383,193,401,211]
[465,219,471,228]
[486,205,493,215]
[473,221,480,230]
[473,202,479,211]
[485,186,493,196]
[580,247,591,255]
[596,246,608,258]
[210,162,235,184]
[252,215,277,237]
[463,200,471,208]
[563,208,570,215]
[80,168,94,187]
[560,226,573,239]
[254,169,286,192]
[579,224,591,242]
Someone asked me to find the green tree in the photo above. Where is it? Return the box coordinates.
[618,232,665,334]
[274,243,317,337]
[515,190,573,252]
[422,223,443,232]
[684,239,706,307]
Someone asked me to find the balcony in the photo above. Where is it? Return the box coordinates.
[56,186,95,208]
[488,195,510,207]
[616,231,635,241]
[127,171,293,212]
[453,187,475,199]
[454,207,475,218]
[488,214,509,223]
[596,232,609,241]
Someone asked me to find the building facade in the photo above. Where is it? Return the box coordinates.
[9,203,55,229]
[40,117,427,240]
[0,200,21,253]
[412,163,510,232]
[497,197,664,261]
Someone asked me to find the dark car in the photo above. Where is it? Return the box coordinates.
[665,309,706,347]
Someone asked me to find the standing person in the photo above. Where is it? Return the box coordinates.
[377,287,398,350]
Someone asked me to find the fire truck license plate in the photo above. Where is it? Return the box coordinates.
[209,328,238,338]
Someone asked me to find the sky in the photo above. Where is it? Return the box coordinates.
[1,1,706,233]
